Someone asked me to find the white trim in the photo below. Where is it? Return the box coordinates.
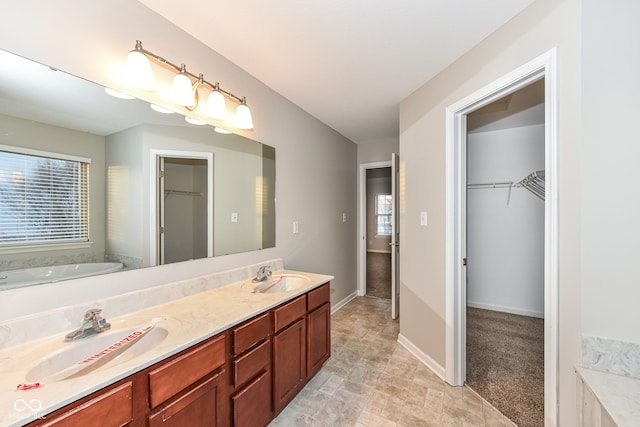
[398,334,446,381]
[0,241,93,255]
[467,301,544,319]
[149,149,214,267]
[358,160,392,297]
[331,291,358,314]
[445,48,558,426]
[0,143,92,163]
[367,249,392,254]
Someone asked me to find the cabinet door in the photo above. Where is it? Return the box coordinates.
[30,382,133,427]
[307,302,331,377]
[272,318,306,412]
[148,370,226,427]
[232,370,272,427]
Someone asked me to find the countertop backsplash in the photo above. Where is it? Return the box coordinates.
[0,258,284,351]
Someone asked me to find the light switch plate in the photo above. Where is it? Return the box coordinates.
[293,221,299,234]
[231,212,238,223]
[342,213,347,223]
[420,211,428,226]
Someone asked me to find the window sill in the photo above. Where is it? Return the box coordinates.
[0,241,93,255]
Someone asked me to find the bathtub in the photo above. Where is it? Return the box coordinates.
[0,262,124,290]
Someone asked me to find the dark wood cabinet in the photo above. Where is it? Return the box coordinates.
[148,370,226,427]
[28,381,134,427]
[273,317,307,413]
[230,314,272,427]
[231,369,272,427]
[27,281,331,427]
[307,301,331,377]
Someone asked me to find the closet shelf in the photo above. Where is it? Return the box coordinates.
[516,170,545,200]
[466,170,545,201]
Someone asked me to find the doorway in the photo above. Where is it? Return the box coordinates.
[149,149,214,266]
[465,80,545,427]
[445,49,558,426]
[358,156,400,318]
[365,167,392,299]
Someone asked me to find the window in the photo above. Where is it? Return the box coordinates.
[0,148,89,248]
[375,194,392,236]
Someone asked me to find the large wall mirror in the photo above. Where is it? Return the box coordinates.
[0,49,276,290]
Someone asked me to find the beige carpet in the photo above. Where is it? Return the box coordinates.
[466,307,544,427]
[366,252,391,299]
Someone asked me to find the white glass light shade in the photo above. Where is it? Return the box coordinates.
[214,127,232,134]
[124,50,155,90]
[235,102,254,130]
[169,72,195,107]
[204,90,227,120]
[185,116,206,126]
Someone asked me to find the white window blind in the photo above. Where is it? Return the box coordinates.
[0,150,89,246]
[375,194,392,236]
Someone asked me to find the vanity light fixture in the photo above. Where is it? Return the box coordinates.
[150,104,175,114]
[123,40,254,130]
[185,116,206,126]
[214,127,232,134]
[234,97,254,130]
[104,87,135,99]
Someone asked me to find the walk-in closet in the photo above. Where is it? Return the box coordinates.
[465,79,545,427]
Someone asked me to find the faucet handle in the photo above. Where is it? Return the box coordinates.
[84,308,103,321]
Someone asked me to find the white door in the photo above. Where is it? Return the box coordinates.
[391,153,400,319]
[158,156,166,265]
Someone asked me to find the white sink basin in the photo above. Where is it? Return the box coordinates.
[26,317,173,383]
[252,274,309,294]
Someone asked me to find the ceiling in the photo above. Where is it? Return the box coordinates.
[137,0,535,144]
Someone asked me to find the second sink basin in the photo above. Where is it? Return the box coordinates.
[26,316,173,383]
[252,274,309,293]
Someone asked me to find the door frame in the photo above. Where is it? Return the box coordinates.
[357,160,392,297]
[149,149,214,266]
[444,49,558,426]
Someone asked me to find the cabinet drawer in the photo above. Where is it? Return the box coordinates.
[148,372,223,427]
[233,312,270,355]
[233,339,271,388]
[273,295,306,332]
[37,382,132,427]
[307,282,330,312]
[148,333,226,408]
[232,370,272,427]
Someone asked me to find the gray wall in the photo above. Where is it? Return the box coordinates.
[0,0,357,318]
[582,0,640,344]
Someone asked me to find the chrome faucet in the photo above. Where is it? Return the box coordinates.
[252,265,272,282]
[65,309,111,342]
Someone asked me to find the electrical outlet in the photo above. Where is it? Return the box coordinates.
[342,212,347,223]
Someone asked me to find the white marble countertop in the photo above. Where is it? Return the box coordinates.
[0,269,333,426]
[576,366,640,426]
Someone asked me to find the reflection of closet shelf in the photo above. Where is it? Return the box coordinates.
[164,189,203,197]
[516,170,545,200]
[467,169,545,202]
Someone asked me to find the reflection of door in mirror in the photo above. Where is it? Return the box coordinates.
[154,153,213,266]
[160,157,209,264]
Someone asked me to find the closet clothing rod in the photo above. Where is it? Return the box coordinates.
[466,181,513,189]
[164,189,203,197]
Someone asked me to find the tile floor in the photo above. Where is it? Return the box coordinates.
[270,296,516,427]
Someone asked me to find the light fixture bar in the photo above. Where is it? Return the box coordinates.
[131,40,245,104]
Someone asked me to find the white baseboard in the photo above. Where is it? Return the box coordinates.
[467,300,544,319]
[397,333,446,381]
[366,249,392,254]
[331,291,357,314]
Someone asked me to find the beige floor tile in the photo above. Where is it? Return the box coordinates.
[269,296,515,427]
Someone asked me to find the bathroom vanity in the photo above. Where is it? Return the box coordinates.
[0,268,332,427]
